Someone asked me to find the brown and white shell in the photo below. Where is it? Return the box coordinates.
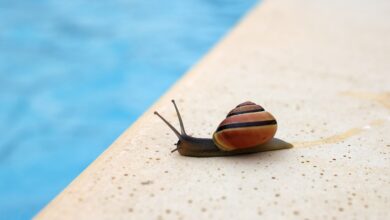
[212,101,277,151]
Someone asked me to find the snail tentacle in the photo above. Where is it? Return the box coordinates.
[154,111,182,140]
[171,100,187,135]
[171,147,180,153]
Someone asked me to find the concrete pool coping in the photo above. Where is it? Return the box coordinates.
[36,0,390,219]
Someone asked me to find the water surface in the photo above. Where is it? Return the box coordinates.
[0,0,257,218]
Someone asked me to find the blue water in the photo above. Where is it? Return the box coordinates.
[0,0,257,219]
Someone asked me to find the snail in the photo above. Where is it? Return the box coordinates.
[154,100,291,157]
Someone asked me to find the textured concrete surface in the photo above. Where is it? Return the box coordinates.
[36,0,390,219]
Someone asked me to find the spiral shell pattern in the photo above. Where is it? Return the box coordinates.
[212,101,277,151]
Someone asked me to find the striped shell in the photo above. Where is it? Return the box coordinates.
[212,101,277,151]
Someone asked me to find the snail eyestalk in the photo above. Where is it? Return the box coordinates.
[154,111,182,140]
[171,100,186,135]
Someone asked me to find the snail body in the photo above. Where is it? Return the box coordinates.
[154,100,282,157]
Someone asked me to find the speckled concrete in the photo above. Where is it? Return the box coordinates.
[36,0,390,219]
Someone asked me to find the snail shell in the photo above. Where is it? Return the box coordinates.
[213,101,277,151]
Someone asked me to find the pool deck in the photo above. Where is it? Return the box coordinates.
[36,0,390,219]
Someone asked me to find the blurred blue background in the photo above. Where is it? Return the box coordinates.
[0,0,257,219]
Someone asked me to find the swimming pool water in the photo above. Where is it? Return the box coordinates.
[0,0,257,219]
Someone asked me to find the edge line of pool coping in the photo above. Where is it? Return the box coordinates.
[34,1,263,218]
